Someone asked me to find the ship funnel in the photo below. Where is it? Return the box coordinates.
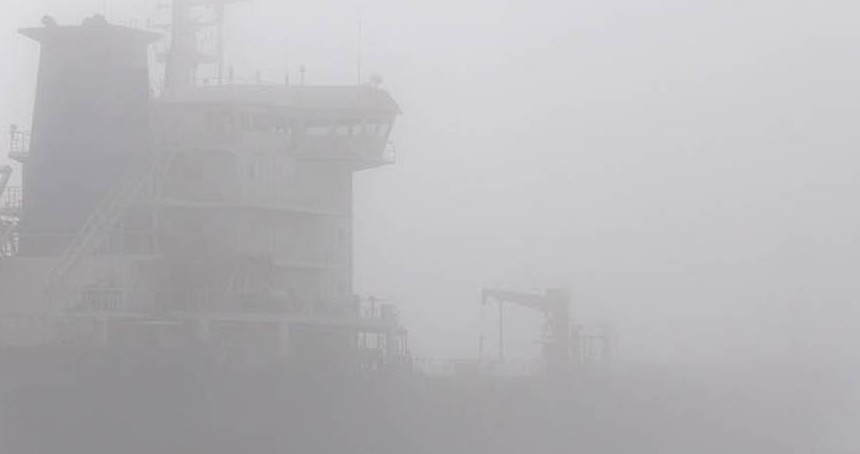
[17,19,160,255]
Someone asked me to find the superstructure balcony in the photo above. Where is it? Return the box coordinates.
[155,84,401,170]
[8,126,30,163]
[0,186,22,217]
[293,135,396,169]
[158,183,351,215]
[140,288,400,327]
[156,122,395,169]
[157,150,353,215]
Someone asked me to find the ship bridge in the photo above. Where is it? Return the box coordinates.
[157,84,400,170]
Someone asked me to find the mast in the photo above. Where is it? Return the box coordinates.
[164,0,194,89]
[164,0,248,91]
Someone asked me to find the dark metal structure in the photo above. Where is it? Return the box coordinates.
[17,20,159,255]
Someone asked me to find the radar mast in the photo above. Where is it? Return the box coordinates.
[164,0,249,90]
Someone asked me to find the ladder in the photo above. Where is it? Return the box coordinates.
[47,154,171,298]
[0,165,11,197]
[0,165,18,257]
[0,224,18,257]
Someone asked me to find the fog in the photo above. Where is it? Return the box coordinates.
[3,0,860,363]
[2,0,860,452]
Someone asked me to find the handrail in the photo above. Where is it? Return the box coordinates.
[0,165,11,200]
[0,224,18,257]
[0,166,18,258]
[0,186,22,215]
[8,127,30,162]
[47,154,171,298]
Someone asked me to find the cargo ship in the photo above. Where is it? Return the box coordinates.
[9,3,842,454]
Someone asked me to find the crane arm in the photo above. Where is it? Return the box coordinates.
[481,288,551,313]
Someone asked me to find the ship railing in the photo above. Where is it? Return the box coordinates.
[158,185,348,215]
[294,135,395,167]
[412,357,544,378]
[410,357,457,376]
[195,75,286,87]
[156,127,394,167]
[51,287,403,326]
[0,228,19,257]
[0,186,22,216]
[13,231,158,257]
[77,286,125,312]
[352,295,400,322]
[48,154,170,292]
[357,304,398,322]
[8,126,30,163]
[148,290,371,319]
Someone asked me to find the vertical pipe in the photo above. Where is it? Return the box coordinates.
[165,0,194,90]
[216,2,225,84]
[498,301,504,363]
[152,167,160,254]
[356,20,363,85]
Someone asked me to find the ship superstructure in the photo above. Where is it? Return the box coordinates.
[0,1,613,378]
[0,8,407,370]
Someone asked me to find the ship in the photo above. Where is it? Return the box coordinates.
[0,2,409,369]
[0,2,616,452]
[7,3,814,454]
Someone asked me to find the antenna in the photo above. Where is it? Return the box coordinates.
[356,19,363,85]
[215,1,226,84]
[164,0,249,90]
[284,36,290,86]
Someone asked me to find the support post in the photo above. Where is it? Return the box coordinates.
[498,301,504,363]
[278,321,290,358]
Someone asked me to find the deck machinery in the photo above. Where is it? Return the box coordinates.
[481,288,614,377]
[0,8,408,370]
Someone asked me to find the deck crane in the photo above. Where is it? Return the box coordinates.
[481,288,573,376]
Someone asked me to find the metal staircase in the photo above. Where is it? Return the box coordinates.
[0,165,19,257]
[0,224,18,257]
[46,154,171,306]
[0,165,11,196]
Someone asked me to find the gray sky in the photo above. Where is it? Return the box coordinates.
[3,0,860,363]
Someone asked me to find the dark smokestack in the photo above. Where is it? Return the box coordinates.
[17,19,159,255]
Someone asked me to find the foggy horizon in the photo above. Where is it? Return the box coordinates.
[1,1,859,451]
[3,0,860,367]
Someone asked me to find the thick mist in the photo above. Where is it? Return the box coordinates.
[3,0,860,365]
[1,0,860,452]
